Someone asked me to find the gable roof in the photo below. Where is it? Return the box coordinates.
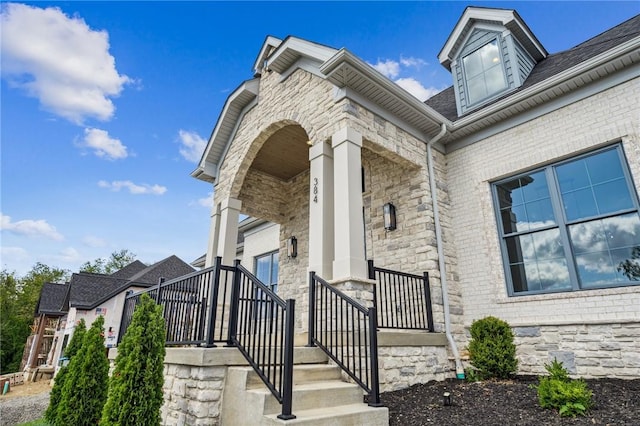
[127,255,195,284]
[35,282,69,316]
[426,13,640,122]
[110,260,147,279]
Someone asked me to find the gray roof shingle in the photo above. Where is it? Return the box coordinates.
[36,282,69,316]
[425,14,640,121]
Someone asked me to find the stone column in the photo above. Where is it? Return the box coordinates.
[308,141,334,279]
[331,127,367,280]
[216,197,242,265]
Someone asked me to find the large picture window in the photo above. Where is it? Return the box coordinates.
[493,145,640,295]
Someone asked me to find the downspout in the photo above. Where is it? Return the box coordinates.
[426,123,465,379]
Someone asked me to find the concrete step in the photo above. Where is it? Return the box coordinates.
[246,363,343,389]
[250,380,365,415]
[262,403,389,425]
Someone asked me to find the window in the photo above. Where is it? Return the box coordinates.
[463,39,507,105]
[493,145,640,295]
[255,251,279,293]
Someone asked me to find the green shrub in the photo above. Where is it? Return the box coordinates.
[467,316,517,379]
[55,316,109,425]
[101,293,166,426]
[44,319,86,424]
[534,359,593,417]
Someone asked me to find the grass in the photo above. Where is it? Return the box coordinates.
[17,419,48,426]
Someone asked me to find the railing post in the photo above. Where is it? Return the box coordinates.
[226,259,242,346]
[155,277,165,303]
[278,299,296,420]
[307,271,316,347]
[367,259,375,280]
[423,272,434,332]
[117,291,133,344]
[205,256,223,347]
[367,307,382,407]
[368,260,379,321]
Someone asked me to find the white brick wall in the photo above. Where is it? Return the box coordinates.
[447,78,640,377]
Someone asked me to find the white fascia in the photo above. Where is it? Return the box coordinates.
[253,36,283,76]
[266,37,337,74]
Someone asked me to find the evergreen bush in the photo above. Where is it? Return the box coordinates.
[534,359,593,417]
[467,316,517,379]
[44,319,86,423]
[101,293,166,426]
[55,316,109,425]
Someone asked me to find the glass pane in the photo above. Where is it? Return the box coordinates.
[497,179,524,208]
[485,65,506,95]
[466,74,485,104]
[557,160,589,192]
[575,251,617,288]
[585,149,623,184]
[562,188,598,221]
[271,253,279,285]
[569,220,606,254]
[463,49,483,78]
[255,255,270,283]
[525,199,555,229]
[506,229,570,293]
[501,204,527,233]
[570,213,640,287]
[593,179,633,215]
[521,172,550,202]
[613,247,640,282]
[537,259,571,291]
[478,40,500,68]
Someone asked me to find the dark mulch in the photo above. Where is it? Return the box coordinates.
[381,376,640,426]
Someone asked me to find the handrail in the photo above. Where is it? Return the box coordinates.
[228,260,296,420]
[368,260,434,332]
[119,257,297,420]
[307,272,381,406]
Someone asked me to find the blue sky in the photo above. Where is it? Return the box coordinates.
[1,1,639,276]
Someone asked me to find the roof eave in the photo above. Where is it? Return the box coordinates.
[194,78,260,184]
[321,49,451,138]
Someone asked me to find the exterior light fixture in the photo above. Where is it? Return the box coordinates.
[443,391,452,406]
[383,202,397,231]
[287,236,298,258]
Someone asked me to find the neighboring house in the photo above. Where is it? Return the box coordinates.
[191,5,640,383]
[26,255,195,378]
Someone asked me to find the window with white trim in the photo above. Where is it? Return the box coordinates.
[493,145,640,295]
[255,250,279,293]
[462,39,507,105]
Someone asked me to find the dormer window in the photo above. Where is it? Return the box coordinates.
[462,39,507,104]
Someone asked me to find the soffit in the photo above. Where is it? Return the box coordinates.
[250,125,309,181]
[266,37,338,74]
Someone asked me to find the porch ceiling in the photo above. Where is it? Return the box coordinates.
[250,125,309,181]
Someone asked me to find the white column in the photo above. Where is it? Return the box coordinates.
[331,127,367,279]
[216,197,242,265]
[308,141,334,279]
[204,200,221,267]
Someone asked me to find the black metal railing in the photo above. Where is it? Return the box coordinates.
[308,272,381,406]
[229,260,296,420]
[368,260,434,332]
[119,257,296,420]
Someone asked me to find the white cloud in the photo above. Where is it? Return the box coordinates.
[0,3,130,124]
[194,192,214,208]
[82,235,107,248]
[178,130,207,163]
[0,213,64,240]
[1,246,29,262]
[400,56,428,68]
[50,247,82,263]
[371,59,400,79]
[394,78,442,102]
[98,180,167,195]
[368,56,442,101]
[80,128,128,160]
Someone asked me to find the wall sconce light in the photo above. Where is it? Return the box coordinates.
[383,202,397,231]
[287,236,298,258]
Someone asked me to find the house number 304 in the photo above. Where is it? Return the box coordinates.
[313,178,318,203]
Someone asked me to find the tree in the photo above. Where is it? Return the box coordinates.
[0,264,69,374]
[101,293,166,426]
[56,316,109,426]
[45,319,87,423]
[80,249,137,274]
[618,246,640,281]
